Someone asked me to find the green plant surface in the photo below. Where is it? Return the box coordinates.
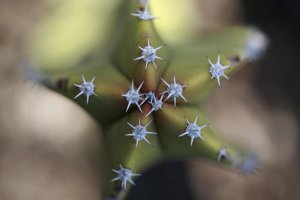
[28,0,263,199]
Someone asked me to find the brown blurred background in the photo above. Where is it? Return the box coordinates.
[0,1,102,199]
[0,0,299,200]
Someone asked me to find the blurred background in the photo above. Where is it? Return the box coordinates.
[0,0,299,199]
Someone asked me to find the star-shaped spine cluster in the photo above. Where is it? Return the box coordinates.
[126,119,157,147]
[207,53,230,87]
[161,75,188,107]
[111,165,141,190]
[140,91,155,105]
[134,37,164,70]
[239,155,260,174]
[131,3,157,20]
[179,115,208,146]
[145,94,164,117]
[122,80,144,113]
[73,74,97,104]
[217,147,230,162]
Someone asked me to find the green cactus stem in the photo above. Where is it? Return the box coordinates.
[28,0,266,199]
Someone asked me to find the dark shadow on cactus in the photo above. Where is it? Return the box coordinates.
[126,161,197,200]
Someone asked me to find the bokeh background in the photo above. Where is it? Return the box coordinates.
[0,0,299,199]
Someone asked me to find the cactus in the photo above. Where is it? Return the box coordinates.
[28,0,267,199]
